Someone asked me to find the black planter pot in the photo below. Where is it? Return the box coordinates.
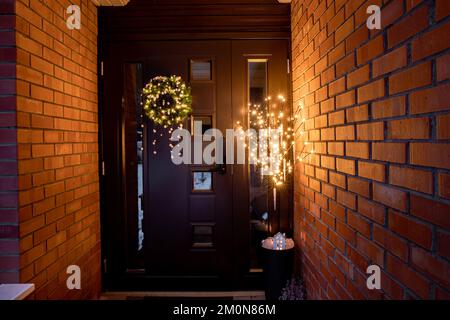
[262,247,294,300]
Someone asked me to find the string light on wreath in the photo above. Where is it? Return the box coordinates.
[142,75,193,154]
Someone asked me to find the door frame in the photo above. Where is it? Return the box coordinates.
[98,13,292,292]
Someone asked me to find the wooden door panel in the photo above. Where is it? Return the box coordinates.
[139,41,234,279]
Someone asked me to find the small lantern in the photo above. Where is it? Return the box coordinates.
[273,232,286,250]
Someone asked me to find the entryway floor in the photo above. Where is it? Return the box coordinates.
[100,291,265,300]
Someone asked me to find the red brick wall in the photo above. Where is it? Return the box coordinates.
[0,0,20,284]
[14,0,101,299]
[292,0,450,299]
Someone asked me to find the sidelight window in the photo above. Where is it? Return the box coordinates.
[248,59,270,271]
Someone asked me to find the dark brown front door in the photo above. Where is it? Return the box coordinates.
[101,39,290,290]
[142,41,234,283]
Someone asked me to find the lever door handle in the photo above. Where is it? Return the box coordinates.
[208,163,226,175]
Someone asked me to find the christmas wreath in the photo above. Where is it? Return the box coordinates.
[142,75,192,128]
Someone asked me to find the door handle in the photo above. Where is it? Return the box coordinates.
[208,163,226,175]
[207,145,226,175]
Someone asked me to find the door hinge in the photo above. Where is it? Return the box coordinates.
[103,258,107,274]
[100,61,104,76]
[101,161,105,176]
[287,58,291,74]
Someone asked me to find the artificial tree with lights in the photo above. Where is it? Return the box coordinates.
[238,95,313,234]
[240,96,312,191]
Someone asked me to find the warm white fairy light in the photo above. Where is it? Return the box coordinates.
[238,94,311,188]
[142,75,193,155]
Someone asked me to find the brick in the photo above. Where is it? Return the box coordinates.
[335,16,354,44]
[31,144,55,158]
[337,189,356,210]
[389,209,432,249]
[330,171,346,189]
[358,196,384,224]
[45,181,65,197]
[437,114,450,140]
[336,158,355,175]
[386,253,430,299]
[358,161,385,182]
[347,65,369,88]
[436,286,450,300]
[389,62,432,94]
[321,127,335,141]
[345,26,368,53]
[20,242,46,268]
[321,155,336,170]
[31,114,54,129]
[381,271,404,299]
[356,234,384,266]
[30,54,53,75]
[320,66,335,84]
[322,183,336,199]
[356,122,384,141]
[373,183,407,212]
[388,5,429,48]
[389,166,433,194]
[438,173,450,199]
[348,177,370,197]
[320,98,335,114]
[315,86,328,102]
[373,225,408,261]
[346,142,369,159]
[372,143,406,163]
[328,110,345,126]
[381,0,404,28]
[329,200,345,221]
[372,96,406,119]
[328,142,344,156]
[410,195,450,230]
[47,231,67,250]
[412,20,450,61]
[32,170,55,187]
[33,224,56,245]
[437,231,450,260]
[436,0,450,21]
[437,53,450,81]
[335,125,355,140]
[328,77,346,96]
[346,244,368,271]
[411,246,450,288]
[30,85,53,103]
[373,46,407,78]
[387,117,430,139]
[410,143,450,170]
[18,158,43,175]
[357,79,384,103]
[336,52,355,76]
[346,104,368,123]
[20,215,45,237]
[357,35,383,65]
[405,0,424,11]
[410,83,450,114]
[336,90,355,109]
